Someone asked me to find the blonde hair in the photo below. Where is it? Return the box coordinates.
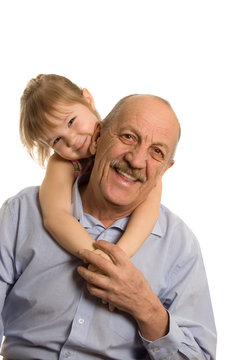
[19,74,99,167]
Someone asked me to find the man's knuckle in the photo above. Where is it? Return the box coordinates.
[87,272,96,283]
[87,283,95,295]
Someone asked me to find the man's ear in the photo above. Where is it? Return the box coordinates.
[82,88,95,110]
[89,122,102,155]
[161,160,175,177]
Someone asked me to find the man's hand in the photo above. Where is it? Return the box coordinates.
[77,240,169,341]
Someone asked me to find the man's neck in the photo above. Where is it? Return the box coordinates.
[79,183,133,228]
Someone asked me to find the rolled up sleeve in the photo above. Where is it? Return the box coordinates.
[139,235,216,359]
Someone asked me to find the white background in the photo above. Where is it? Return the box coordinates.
[0,1,238,358]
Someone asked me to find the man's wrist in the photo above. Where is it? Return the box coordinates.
[135,296,169,341]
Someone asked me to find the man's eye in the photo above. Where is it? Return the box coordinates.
[154,148,162,154]
[53,137,61,146]
[152,147,164,160]
[68,118,75,127]
[120,133,135,143]
[123,134,133,139]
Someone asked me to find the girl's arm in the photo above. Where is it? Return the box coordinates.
[39,153,95,255]
[117,180,162,257]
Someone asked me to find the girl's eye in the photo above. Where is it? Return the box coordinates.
[68,117,75,127]
[53,137,61,146]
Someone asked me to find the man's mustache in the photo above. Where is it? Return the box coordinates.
[110,159,147,183]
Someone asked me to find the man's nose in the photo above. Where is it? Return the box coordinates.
[124,145,148,169]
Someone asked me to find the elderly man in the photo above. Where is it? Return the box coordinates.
[0,95,216,359]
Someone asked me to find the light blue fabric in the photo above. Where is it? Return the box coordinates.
[0,179,216,359]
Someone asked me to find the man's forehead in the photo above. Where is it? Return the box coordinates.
[117,96,179,137]
[117,103,173,130]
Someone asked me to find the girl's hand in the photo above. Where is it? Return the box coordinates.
[87,248,115,312]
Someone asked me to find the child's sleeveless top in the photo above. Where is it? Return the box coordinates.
[72,157,95,180]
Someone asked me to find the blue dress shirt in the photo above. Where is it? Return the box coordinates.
[0,179,216,359]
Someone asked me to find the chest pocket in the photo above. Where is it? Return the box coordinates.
[109,310,137,341]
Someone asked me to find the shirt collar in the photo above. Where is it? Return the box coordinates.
[71,178,162,237]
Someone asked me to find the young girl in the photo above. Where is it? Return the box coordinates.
[19,74,162,295]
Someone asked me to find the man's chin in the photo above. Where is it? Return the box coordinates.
[102,187,141,208]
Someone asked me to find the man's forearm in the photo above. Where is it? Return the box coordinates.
[135,294,169,341]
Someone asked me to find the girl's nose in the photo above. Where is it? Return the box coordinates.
[66,132,76,147]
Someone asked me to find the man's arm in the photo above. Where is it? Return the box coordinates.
[77,240,216,360]
[0,199,17,343]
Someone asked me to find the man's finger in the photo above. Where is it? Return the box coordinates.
[77,265,110,289]
[77,248,113,275]
[86,283,109,303]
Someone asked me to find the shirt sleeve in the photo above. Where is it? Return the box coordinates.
[140,235,216,360]
[0,199,18,342]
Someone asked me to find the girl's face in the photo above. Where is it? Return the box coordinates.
[41,102,101,160]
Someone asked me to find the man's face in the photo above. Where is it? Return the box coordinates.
[90,96,179,210]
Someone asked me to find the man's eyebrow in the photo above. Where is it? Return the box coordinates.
[118,125,139,134]
[153,141,169,152]
[119,125,170,151]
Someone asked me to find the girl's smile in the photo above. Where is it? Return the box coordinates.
[41,102,100,160]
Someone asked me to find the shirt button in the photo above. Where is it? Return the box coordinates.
[78,318,85,325]
[152,346,159,352]
[64,351,71,358]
